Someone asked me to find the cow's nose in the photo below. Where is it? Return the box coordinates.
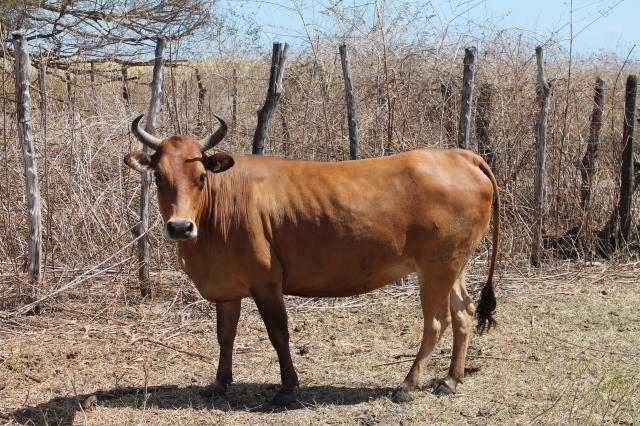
[165,219,197,240]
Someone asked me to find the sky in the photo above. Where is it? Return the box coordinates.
[230,0,638,58]
[464,0,637,55]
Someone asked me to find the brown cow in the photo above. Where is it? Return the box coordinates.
[124,114,499,405]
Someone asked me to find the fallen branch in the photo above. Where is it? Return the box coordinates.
[10,256,131,316]
[134,338,215,364]
[9,224,155,316]
[372,353,536,368]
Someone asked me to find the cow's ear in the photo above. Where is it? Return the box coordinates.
[205,153,235,173]
[124,150,152,173]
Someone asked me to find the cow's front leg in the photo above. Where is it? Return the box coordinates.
[251,282,299,405]
[211,299,241,396]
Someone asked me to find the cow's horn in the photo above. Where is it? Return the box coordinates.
[200,114,228,152]
[131,115,162,150]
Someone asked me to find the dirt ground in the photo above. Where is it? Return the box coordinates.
[1,261,639,425]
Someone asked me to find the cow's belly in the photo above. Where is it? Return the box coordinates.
[282,258,416,297]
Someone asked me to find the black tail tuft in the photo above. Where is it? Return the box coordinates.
[475,284,497,335]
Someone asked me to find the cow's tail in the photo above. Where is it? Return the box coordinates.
[475,160,500,335]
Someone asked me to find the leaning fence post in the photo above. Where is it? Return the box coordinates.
[530,46,551,267]
[339,44,359,160]
[618,75,636,244]
[136,37,165,297]
[12,31,43,300]
[252,42,288,155]
[457,47,476,149]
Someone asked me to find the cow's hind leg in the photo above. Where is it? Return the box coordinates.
[211,299,242,396]
[251,283,299,406]
[391,264,458,403]
[435,269,475,395]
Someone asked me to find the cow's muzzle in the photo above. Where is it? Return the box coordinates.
[165,218,198,240]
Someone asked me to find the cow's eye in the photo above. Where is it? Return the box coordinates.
[199,173,206,184]
[154,171,162,184]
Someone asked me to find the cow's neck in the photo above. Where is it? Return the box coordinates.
[186,169,244,249]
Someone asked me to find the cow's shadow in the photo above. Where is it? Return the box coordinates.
[5,382,394,425]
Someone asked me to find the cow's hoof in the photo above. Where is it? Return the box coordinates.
[434,381,456,396]
[391,387,414,403]
[270,390,296,406]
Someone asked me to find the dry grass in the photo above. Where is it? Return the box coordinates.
[2,41,640,303]
[1,261,639,425]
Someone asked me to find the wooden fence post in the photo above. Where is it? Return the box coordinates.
[182,79,190,134]
[339,44,359,160]
[579,77,604,251]
[618,75,636,244]
[457,47,476,149]
[122,65,131,104]
[89,62,99,116]
[475,82,494,167]
[136,37,165,297]
[90,62,96,95]
[12,31,43,300]
[530,46,551,267]
[195,67,206,130]
[232,68,238,144]
[66,71,77,173]
[252,42,288,155]
[65,71,73,102]
[580,77,605,211]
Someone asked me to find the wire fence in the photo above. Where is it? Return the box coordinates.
[1,41,638,308]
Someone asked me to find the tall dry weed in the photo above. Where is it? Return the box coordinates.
[0,37,638,305]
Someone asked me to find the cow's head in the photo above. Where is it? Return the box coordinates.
[124,114,234,240]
